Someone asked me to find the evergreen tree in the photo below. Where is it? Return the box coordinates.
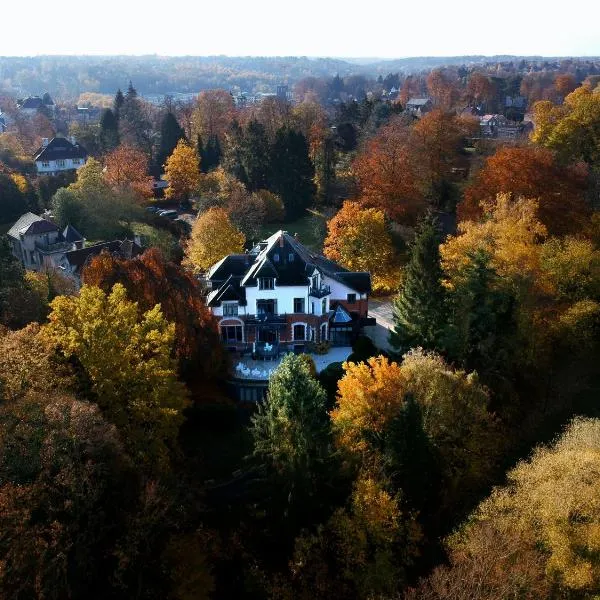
[390,212,446,354]
[446,249,517,377]
[314,134,336,204]
[99,108,119,152]
[242,119,271,191]
[221,119,247,181]
[202,135,222,172]
[251,353,334,530]
[113,88,124,118]
[270,127,315,220]
[118,82,152,154]
[157,112,185,171]
[383,394,441,518]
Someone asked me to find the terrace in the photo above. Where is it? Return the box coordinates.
[232,346,352,381]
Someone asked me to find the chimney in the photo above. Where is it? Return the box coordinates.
[41,138,49,147]
[294,232,299,241]
[70,135,77,146]
[279,233,284,248]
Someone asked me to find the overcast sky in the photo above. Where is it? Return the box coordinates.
[2,0,599,57]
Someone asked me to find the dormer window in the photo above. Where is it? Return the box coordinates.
[259,277,274,290]
[273,253,280,262]
[288,253,294,262]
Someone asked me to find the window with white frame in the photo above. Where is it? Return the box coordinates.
[293,324,306,341]
[41,161,50,168]
[56,159,66,168]
[222,302,238,316]
[259,277,274,290]
[293,298,305,313]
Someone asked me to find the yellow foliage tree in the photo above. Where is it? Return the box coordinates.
[332,352,496,493]
[449,417,600,595]
[324,201,401,293]
[164,139,201,200]
[440,193,547,288]
[184,207,245,273]
[42,283,188,472]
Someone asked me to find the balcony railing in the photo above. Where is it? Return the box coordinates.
[309,284,331,298]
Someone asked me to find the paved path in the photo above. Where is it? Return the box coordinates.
[365,296,395,353]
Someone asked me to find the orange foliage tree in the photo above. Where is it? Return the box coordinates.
[426,69,459,109]
[191,90,235,141]
[103,144,153,200]
[460,146,589,236]
[82,248,227,387]
[353,116,425,223]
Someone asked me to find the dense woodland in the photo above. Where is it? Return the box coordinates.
[1,58,600,599]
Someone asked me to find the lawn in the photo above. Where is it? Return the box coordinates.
[258,209,328,252]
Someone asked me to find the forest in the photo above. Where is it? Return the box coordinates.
[1,62,600,599]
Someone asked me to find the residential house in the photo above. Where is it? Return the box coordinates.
[6,212,142,285]
[206,230,374,352]
[7,213,83,271]
[54,239,142,285]
[17,93,55,117]
[405,97,433,116]
[480,114,525,139]
[34,136,88,176]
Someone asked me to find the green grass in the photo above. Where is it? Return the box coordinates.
[258,209,328,252]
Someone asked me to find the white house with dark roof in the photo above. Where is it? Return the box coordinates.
[6,212,142,285]
[405,97,433,116]
[206,230,374,353]
[7,213,84,271]
[17,94,55,117]
[34,137,88,176]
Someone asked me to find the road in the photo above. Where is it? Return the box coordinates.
[364,296,395,353]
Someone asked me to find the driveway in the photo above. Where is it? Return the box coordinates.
[364,296,395,353]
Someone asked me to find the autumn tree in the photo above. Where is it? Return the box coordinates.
[42,283,188,473]
[184,207,245,273]
[443,193,547,287]
[390,213,446,354]
[191,89,235,142]
[412,109,473,208]
[465,72,496,108]
[460,146,589,236]
[324,201,400,292]
[164,139,201,200]
[353,116,425,223]
[52,158,140,239]
[0,391,137,600]
[554,73,578,99]
[428,417,600,597]
[426,69,459,109]
[332,353,497,514]
[104,143,153,199]
[532,85,600,166]
[286,472,420,600]
[82,248,227,386]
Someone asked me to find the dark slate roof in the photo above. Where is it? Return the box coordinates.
[207,230,372,297]
[65,240,142,273]
[207,275,247,307]
[34,137,88,162]
[7,212,58,238]
[407,97,432,106]
[19,96,44,109]
[207,254,251,282]
[62,224,84,243]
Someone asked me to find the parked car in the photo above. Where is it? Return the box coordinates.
[145,206,160,213]
[158,209,178,219]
